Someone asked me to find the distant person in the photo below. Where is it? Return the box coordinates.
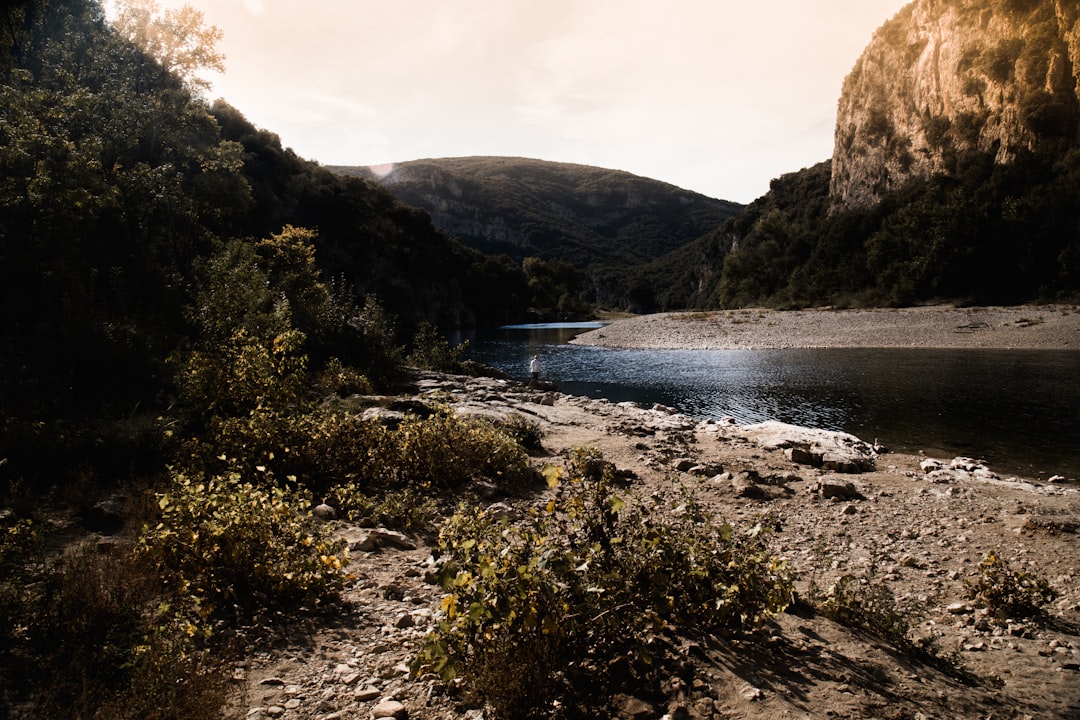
[529,354,541,382]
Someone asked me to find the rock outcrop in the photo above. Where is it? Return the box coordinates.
[831,0,1080,210]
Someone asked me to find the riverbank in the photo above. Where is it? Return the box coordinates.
[572,305,1080,349]
[236,372,1080,720]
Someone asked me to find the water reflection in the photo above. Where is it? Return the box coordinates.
[457,324,1080,480]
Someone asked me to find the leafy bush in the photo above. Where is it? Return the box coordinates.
[498,413,545,453]
[815,570,917,645]
[139,471,349,620]
[413,462,794,717]
[326,483,440,536]
[966,550,1057,622]
[394,408,532,491]
[1,539,230,720]
[407,320,470,372]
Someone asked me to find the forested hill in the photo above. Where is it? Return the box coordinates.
[0,0,532,474]
[331,157,742,270]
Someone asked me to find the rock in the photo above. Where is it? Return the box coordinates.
[312,503,337,521]
[394,612,415,629]
[813,478,862,500]
[354,686,382,701]
[362,407,407,428]
[614,694,655,720]
[674,458,696,472]
[785,446,820,466]
[485,502,517,522]
[947,601,974,615]
[743,421,876,473]
[368,528,417,551]
[371,699,408,718]
[82,496,126,534]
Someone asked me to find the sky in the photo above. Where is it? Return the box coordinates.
[138,0,910,204]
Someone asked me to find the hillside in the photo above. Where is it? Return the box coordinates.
[330,157,742,269]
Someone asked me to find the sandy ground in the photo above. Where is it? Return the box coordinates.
[572,305,1080,350]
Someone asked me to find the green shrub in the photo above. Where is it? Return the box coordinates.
[326,483,440,536]
[413,467,794,717]
[498,413,545,453]
[966,550,1057,622]
[816,570,916,645]
[316,356,373,397]
[407,320,470,372]
[394,408,532,491]
[139,471,349,620]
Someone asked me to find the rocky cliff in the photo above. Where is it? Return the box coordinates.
[831,0,1080,210]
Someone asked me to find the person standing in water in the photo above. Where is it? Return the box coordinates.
[529,354,541,382]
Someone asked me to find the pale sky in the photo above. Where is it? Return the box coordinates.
[140,0,910,203]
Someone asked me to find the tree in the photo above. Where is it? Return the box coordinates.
[106,0,224,93]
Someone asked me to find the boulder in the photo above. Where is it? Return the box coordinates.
[743,421,876,473]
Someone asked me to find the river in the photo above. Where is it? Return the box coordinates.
[454,323,1080,481]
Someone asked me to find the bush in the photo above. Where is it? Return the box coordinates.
[413,462,794,717]
[815,570,917,645]
[394,408,532,491]
[966,550,1057,622]
[139,470,349,620]
[1,539,230,720]
[407,320,470,372]
[326,483,440,537]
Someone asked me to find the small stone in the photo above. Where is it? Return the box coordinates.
[394,612,415,629]
[266,707,285,718]
[284,698,301,710]
[260,677,286,686]
[354,686,382,701]
[371,699,407,719]
[841,503,858,515]
[312,503,337,521]
[947,602,974,615]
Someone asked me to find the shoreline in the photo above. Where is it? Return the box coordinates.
[572,305,1080,350]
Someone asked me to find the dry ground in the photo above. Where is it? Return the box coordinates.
[238,372,1080,720]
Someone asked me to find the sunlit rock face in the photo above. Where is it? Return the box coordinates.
[830,0,1080,211]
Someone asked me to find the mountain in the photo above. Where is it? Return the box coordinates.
[831,0,1080,210]
[638,0,1080,311]
[330,157,742,269]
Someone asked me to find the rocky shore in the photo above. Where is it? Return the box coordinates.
[237,372,1080,720]
[572,305,1080,350]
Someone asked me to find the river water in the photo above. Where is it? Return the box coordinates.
[455,323,1080,481]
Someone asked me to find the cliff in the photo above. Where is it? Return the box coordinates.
[831,0,1080,210]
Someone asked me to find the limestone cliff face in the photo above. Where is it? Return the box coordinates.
[831,0,1080,210]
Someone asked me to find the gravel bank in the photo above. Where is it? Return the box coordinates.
[572,305,1080,350]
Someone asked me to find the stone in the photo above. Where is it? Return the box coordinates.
[815,479,862,500]
[394,612,415,629]
[371,699,408,718]
[947,601,974,615]
[312,503,337,521]
[82,496,126,534]
[785,446,820,466]
[354,686,382,701]
[743,421,876,473]
[614,694,655,720]
[368,528,417,551]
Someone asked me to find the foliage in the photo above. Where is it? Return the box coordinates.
[325,483,441,537]
[393,408,532,491]
[0,537,230,720]
[814,568,918,646]
[407,320,470,372]
[138,470,349,619]
[106,0,225,93]
[496,413,546,453]
[965,550,1057,622]
[413,463,794,717]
